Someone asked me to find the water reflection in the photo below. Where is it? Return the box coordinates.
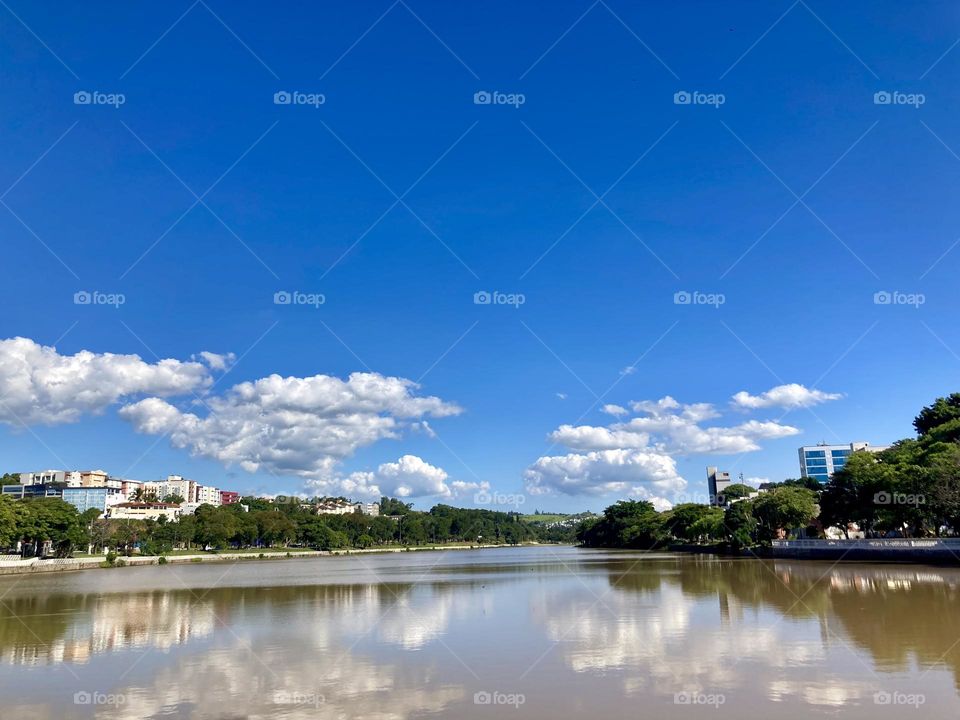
[0,549,959,718]
[536,555,960,707]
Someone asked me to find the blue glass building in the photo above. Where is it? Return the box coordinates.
[798,442,890,483]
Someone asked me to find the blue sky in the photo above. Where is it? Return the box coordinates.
[1,1,959,511]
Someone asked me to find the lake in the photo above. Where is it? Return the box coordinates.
[0,546,957,718]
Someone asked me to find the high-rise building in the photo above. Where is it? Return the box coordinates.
[706,467,733,505]
[798,442,890,482]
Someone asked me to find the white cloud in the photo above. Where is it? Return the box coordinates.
[0,336,218,426]
[196,351,235,371]
[556,392,568,400]
[315,455,484,500]
[731,383,842,410]
[601,404,628,417]
[526,394,801,501]
[524,448,685,503]
[120,372,461,484]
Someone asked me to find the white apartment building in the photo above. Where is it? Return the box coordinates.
[21,469,112,488]
[140,476,224,506]
[315,499,380,516]
[20,470,81,486]
[107,502,182,521]
[195,485,221,505]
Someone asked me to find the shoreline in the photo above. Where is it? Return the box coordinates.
[668,539,960,566]
[0,542,545,576]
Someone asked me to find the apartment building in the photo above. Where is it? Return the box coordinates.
[107,502,182,521]
[798,442,891,482]
[314,499,380,516]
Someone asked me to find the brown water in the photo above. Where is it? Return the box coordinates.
[0,546,958,718]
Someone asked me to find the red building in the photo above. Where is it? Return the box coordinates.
[220,491,240,505]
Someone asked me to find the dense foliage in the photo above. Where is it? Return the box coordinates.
[0,494,572,557]
[579,393,960,549]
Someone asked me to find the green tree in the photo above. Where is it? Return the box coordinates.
[667,504,725,542]
[914,393,960,438]
[577,500,665,549]
[724,501,756,549]
[719,483,756,500]
[0,473,21,487]
[16,499,86,557]
[0,496,17,547]
[751,487,818,542]
[380,497,413,515]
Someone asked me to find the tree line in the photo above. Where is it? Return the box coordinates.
[578,393,960,550]
[0,494,571,557]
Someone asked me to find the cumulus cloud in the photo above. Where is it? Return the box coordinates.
[526,394,802,503]
[731,383,843,410]
[0,336,219,426]
[326,454,486,500]
[601,404,628,417]
[120,372,461,485]
[525,448,683,508]
[195,351,235,371]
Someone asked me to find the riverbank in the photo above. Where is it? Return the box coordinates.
[668,539,960,565]
[0,542,545,576]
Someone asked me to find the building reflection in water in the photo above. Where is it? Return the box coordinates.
[1,550,960,718]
